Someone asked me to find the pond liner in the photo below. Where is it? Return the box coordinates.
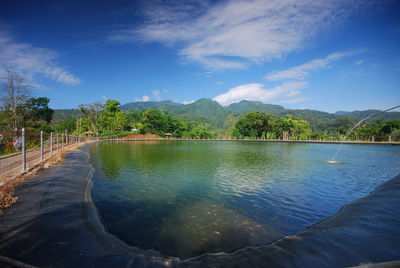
[0,144,399,267]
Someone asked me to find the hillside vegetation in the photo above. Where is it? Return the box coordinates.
[51,98,400,141]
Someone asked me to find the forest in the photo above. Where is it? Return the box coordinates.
[1,70,400,156]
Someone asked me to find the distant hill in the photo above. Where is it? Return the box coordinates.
[226,100,285,115]
[52,99,400,132]
[180,99,230,128]
[52,109,81,124]
[120,100,183,111]
[281,109,336,131]
[117,99,340,130]
[335,110,400,120]
[123,98,231,129]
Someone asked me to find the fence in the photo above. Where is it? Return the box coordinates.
[0,128,96,184]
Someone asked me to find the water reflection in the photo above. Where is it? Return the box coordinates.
[90,141,400,259]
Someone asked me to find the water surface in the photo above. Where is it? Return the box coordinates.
[90,141,400,259]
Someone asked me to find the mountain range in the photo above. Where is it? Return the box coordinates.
[53,99,400,131]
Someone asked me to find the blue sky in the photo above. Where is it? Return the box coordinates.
[0,0,399,112]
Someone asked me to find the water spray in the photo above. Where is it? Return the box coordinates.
[326,104,400,164]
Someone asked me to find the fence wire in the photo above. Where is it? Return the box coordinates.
[0,129,95,185]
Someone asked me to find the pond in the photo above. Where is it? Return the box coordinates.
[89,141,400,259]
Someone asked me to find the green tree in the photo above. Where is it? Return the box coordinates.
[126,110,144,128]
[171,118,190,138]
[381,120,400,135]
[390,129,400,141]
[233,111,275,138]
[183,125,212,138]
[25,97,54,123]
[323,117,357,135]
[55,117,77,134]
[275,115,312,140]
[79,102,103,136]
[140,109,171,135]
[350,125,376,141]
[97,100,128,133]
[23,97,54,131]
[74,117,94,135]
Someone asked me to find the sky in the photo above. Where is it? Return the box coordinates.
[0,0,399,113]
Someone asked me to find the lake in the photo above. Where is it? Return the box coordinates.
[89,141,400,259]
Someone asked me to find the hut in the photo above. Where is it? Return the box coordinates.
[164,133,172,140]
[84,131,94,136]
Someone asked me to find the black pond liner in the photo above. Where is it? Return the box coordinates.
[0,143,399,267]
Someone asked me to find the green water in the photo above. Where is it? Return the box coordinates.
[90,141,400,259]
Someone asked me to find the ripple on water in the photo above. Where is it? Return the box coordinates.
[90,141,400,259]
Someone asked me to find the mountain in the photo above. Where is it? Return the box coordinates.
[226,100,285,115]
[335,110,400,120]
[118,99,341,130]
[181,99,230,128]
[52,109,81,124]
[120,100,183,110]
[281,109,336,131]
[121,98,230,129]
[335,111,349,116]
[52,99,400,132]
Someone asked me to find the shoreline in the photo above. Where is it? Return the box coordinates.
[0,144,399,267]
[104,138,400,146]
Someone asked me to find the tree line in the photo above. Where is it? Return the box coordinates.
[57,99,213,139]
[0,71,213,144]
[232,111,312,140]
[1,70,400,155]
[232,111,400,141]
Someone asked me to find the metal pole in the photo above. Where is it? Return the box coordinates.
[22,128,26,172]
[40,131,43,162]
[56,134,59,152]
[62,134,64,149]
[65,130,68,147]
[50,132,53,154]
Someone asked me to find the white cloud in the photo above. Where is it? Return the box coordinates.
[0,31,81,85]
[258,50,364,105]
[354,59,364,65]
[278,97,307,104]
[181,100,195,105]
[135,89,168,102]
[196,71,215,77]
[135,95,151,102]
[152,89,161,101]
[213,81,307,106]
[110,0,370,70]
[213,50,365,106]
[265,50,364,81]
